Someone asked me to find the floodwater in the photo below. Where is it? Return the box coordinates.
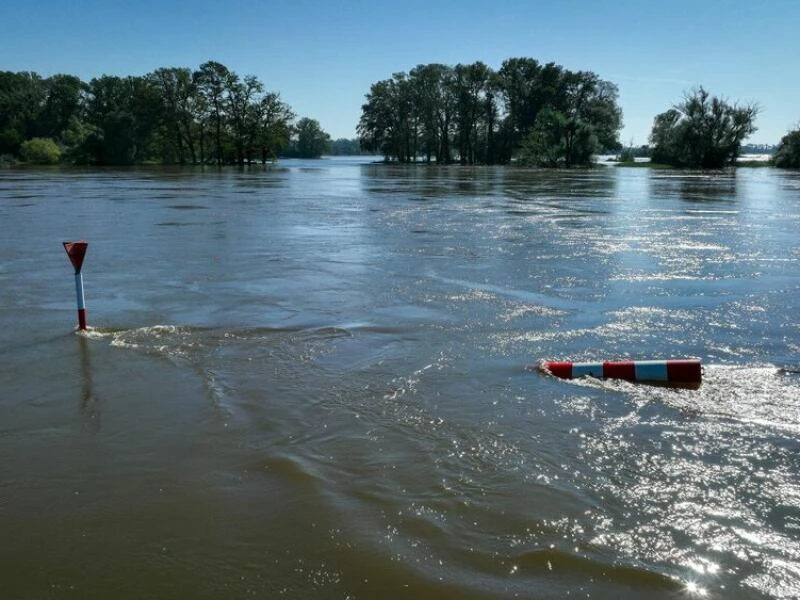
[1,159,799,599]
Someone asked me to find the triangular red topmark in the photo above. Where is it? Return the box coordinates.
[63,241,88,272]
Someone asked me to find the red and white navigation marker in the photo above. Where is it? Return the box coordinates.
[540,359,702,386]
[63,241,89,330]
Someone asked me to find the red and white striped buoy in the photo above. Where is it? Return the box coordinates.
[540,359,702,385]
[63,241,88,330]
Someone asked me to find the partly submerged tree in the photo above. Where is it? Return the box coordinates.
[519,107,566,167]
[407,63,455,163]
[226,73,264,165]
[452,61,493,165]
[252,92,294,162]
[83,75,162,165]
[518,72,621,167]
[1,62,300,165]
[772,127,800,168]
[358,58,622,166]
[329,138,363,155]
[194,61,231,165]
[358,73,417,162]
[294,117,331,158]
[151,67,197,164]
[649,87,758,168]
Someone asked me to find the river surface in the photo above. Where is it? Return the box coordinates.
[1,159,799,599]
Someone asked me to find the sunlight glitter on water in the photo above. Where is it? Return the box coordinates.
[684,580,709,597]
[3,165,799,599]
[568,362,800,596]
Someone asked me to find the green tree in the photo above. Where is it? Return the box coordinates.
[495,58,564,161]
[294,117,331,158]
[227,73,264,165]
[560,72,621,166]
[85,75,133,164]
[517,71,621,167]
[0,71,46,155]
[38,74,84,141]
[452,62,491,165]
[519,107,567,167]
[252,92,294,162]
[388,73,415,162]
[61,116,103,165]
[649,87,758,168]
[358,58,622,166]
[0,61,298,166]
[151,67,197,164]
[773,128,800,168]
[329,138,362,155]
[482,72,501,164]
[358,78,400,160]
[194,61,231,165]
[408,64,453,163]
[20,137,61,164]
[84,75,160,164]
[496,58,545,151]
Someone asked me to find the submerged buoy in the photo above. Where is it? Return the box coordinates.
[539,359,702,385]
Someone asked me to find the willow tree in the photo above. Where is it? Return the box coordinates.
[649,87,758,168]
[773,128,800,168]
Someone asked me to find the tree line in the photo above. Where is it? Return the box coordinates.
[357,58,623,167]
[358,59,800,169]
[4,56,800,169]
[0,61,332,166]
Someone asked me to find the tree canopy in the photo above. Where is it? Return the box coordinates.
[7,59,795,170]
[649,88,759,168]
[290,118,331,158]
[772,128,800,168]
[0,61,296,165]
[357,58,622,166]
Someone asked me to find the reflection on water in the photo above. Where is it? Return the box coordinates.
[0,161,798,599]
[77,334,100,431]
[648,171,739,204]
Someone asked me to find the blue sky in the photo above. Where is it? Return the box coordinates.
[2,0,797,145]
